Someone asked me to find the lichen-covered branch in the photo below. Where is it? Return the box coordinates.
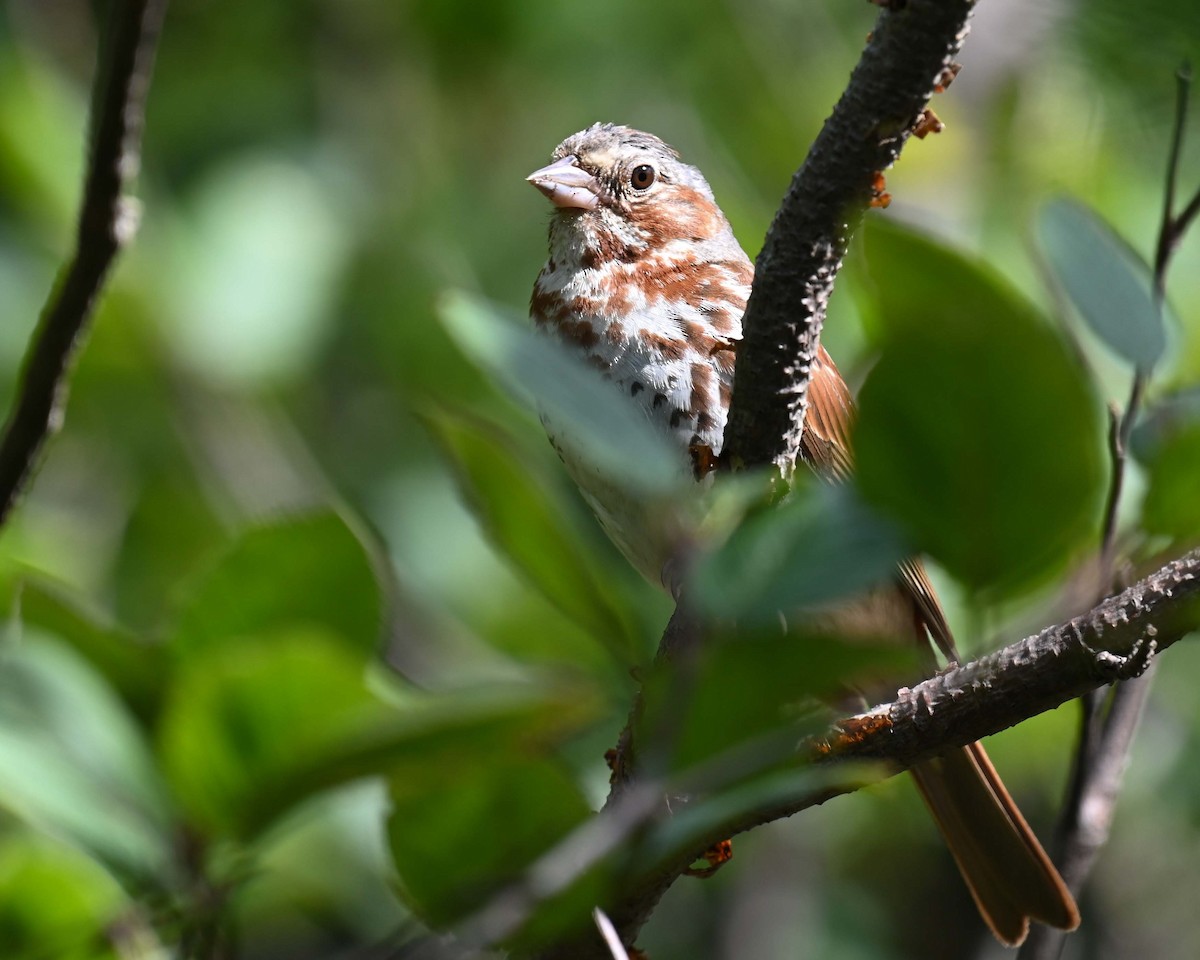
[722,0,975,474]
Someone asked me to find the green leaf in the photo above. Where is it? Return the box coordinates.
[4,576,167,723]
[172,509,385,657]
[1037,198,1165,370]
[1130,388,1200,462]
[111,467,227,634]
[0,636,172,882]
[437,291,682,494]
[387,753,591,929]
[691,480,911,623]
[854,217,1043,343]
[854,222,1104,595]
[0,51,84,231]
[423,408,639,661]
[157,629,384,840]
[0,835,130,960]
[163,156,352,386]
[160,614,602,844]
[638,630,912,777]
[1140,421,1200,542]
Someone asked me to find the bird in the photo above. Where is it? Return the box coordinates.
[526,122,1079,947]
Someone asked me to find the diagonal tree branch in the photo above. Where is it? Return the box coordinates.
[561,2,979,955]
[0,0,168,526]
[722,0,975,474]
[1022,62,1200,960]
[614,0,978,783]
[509,551,1200,960]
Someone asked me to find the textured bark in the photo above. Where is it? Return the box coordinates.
[722,0,976,474]
[0,0,168,523]
[517,551,1200,960]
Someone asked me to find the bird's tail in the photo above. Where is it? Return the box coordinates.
[910,742,1080,946]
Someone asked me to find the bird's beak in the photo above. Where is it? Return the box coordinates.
[526,155,599,211]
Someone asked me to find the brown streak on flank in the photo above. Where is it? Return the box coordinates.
[639,329,688,361]
[689,362,718,435]
[530,285,569,326]
[591,262,637,317]
[683,320,736,359]
[728,257,754,288]
[557,318,600,349]
[568,295,596,317]
[638,258,713,301]
[718,377,732,411]
[627,258,749,338]
[699,300,741,337]
[689,361,715,417]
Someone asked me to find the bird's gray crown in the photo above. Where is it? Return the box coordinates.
[551,122,715,200]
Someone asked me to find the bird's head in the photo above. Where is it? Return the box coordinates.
[527,123,733,258]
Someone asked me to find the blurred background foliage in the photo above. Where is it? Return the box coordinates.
[0,0,1198,958]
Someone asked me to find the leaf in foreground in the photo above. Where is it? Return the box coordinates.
[1037,197,1165,371]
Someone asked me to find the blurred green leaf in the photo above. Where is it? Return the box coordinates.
[1072,0,1200,116]
[639,631,911,777]
[423,408,639,661]
[0,50,83,233]
[0,636,172,882]
[111,468,227,634]
[163,156,352,386]
[388,754,591,929]
[855,222,1104,595]
[1037,198,1165,370]
[3,576,166,723]
[157,629,383,840]
[691,481,911,623]
[0,835,130,960]
[1130,387,1200,462]
[438,292,682,494]
[1141,421,1200,542]
[855,217,1041,343]
[172,510,384,658]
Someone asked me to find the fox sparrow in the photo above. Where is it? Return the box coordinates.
[527,122,1079,946]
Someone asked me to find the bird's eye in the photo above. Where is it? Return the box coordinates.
[630,164,656,190]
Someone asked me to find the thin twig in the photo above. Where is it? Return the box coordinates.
[609,0,975,798]
[1025,63,1199,960]
[0,0,168,525]
[1153,62,1195,296]
[1098,374,1145,582]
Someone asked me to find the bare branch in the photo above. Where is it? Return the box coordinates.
[1027,66,1200,959]
[607,0,977,816]
[1152,62,1196,296]
[722,0,975,474]
[0,0,168,525]
[576,2,979,952]
[514,552,1200,959]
